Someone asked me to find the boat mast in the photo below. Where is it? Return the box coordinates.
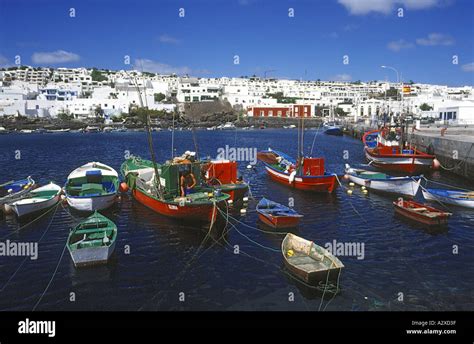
[131,74,164,199]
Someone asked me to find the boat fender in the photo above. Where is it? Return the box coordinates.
[227,199,233,205]
[240,208,247,214]
[289,171,297,184]
[343,174,350,180]
[246,164,252,169]
[243,196,249,202]
[349,182,355,187]
[347,189,353,195]
[432,158,440,170]
[119,182,129,193]
[362,189,368,195]
[287,249,294,257]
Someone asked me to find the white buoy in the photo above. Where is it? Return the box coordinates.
[361,186,366,190]
[228,199,233,205]
[349,182,355,187]
[3,204,13,214]
[362,189,368,195]
[347,189,353,195]
[240,208,247,214]
[246,164,252,169]
[243,196,249,202]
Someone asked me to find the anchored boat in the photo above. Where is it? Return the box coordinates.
[393,199,452,226]
[422,188,474,209]
[363,128,435,174]
[64,162,119,211]
[67,211,117,267]
[121,156,230,226]
[201,159,248,203]
[0,177,35,210]
[282,233,344,285]
[258,149,336,192]
[10,182,61,217]
[323,122,343,136]
[256,198,303,228]
[345,164,421,197]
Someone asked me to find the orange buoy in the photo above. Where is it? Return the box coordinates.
[432,158,441,170]
[343,174,350,180]
[119,182,129,193]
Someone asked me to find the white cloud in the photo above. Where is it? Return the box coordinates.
[158,34,180,44]
[342,24,359,31]
[461,62,474,72]
[324,32,339,39]
[31,50,80,64]
[134,58,191,75]
[332,74,352,82]
[338,0,441,15]
[416,33,454,46]
[387,39,415,52]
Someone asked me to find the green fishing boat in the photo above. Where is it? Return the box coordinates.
[67,211,117,267]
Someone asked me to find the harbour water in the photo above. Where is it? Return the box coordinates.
[0,129,473,311]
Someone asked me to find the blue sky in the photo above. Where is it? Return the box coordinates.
[0,0,473,86]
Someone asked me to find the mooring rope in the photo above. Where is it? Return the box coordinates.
[0,204,59,293]
[0,201,61,240]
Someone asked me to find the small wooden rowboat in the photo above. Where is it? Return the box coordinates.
[65,162,119,212]
[10,182,61,217]
[256,198,303,228]
[281,233,344,285]
[422,188,474,209]
[393,199,452,226]
[345,164,421,197]
[67,211,117,267]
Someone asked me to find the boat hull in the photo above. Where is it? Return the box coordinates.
[258,213,301,228]
[12,195,60,217]
[365,149,433,174]
[220,183,248,203]
[66,194,117,211]
[133,188,226,224]
[393,201,450,226]
[422,189,474,209]
[347,174,420,197]
[264,165,336,193]
[283,260,343,285]
[68,241,116,267]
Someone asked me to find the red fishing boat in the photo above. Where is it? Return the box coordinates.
[121,156,230,226]
[393,199,451,226]
[257,149,336,192]
[201,160,248,203]
[363,128,435,174]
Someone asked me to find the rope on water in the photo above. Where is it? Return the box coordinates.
[421,175,473,192]
[0,204,60,292]
[32,241,68,311]
[0,201,61,240]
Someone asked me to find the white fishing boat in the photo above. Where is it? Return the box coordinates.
[422,188,474,209]
[345,164,421,197]
[10,182,61,217]
[64,162,119,211]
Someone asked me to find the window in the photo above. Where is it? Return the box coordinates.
[295,107,299,112]
[439,112,442,119]
[453,111,457,120]
[304,107,308,113]
[260,110,264,116]
[269,110,273,116]
[277,110,282,117]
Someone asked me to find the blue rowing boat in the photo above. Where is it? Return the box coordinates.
[256,198,303,228]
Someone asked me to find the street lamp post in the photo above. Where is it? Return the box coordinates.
[381,65,402,120]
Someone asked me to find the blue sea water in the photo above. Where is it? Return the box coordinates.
[0,129,473,311]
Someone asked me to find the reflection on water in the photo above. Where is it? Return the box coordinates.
[0,130,473,311]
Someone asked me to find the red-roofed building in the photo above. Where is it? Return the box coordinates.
[247,104,313,118]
